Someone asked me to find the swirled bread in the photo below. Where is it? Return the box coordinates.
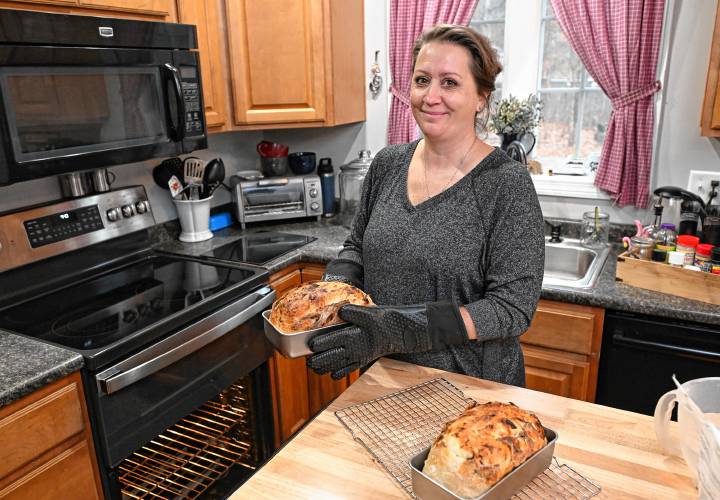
[268,281,373,333]
[422,402,547,498]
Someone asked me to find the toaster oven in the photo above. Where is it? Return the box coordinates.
[230,174,323,229]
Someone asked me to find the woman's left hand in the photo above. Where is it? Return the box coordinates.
[306,302,467,379]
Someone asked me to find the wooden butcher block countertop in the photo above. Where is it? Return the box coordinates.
[233,358,696,499]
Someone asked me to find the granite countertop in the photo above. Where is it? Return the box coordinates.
[0,331,83,407]
[158,218,720,326]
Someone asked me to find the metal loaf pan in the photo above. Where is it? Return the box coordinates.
[410,426,558,500]
[262,309,347,358]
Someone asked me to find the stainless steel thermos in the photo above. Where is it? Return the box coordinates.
[318,157,335,216]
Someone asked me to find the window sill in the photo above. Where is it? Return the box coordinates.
[530,174,611,200]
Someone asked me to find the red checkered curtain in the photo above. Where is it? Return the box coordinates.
[551,0,664,207]
[387,0,478,145]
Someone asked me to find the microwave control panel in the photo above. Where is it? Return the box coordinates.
[181,67,203,136]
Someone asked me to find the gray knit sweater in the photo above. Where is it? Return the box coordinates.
[335,140,545,386]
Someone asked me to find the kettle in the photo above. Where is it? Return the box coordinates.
[339,149,373,228]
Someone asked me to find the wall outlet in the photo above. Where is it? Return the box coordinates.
[687,170,720,200]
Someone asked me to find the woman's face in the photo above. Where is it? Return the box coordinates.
[410,41,483,142]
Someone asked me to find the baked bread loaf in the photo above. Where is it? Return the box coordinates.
[268,281,373,333]
[422,402,547,498]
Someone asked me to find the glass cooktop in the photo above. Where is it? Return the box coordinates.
[200,231,316,265]
[0,255,260,367]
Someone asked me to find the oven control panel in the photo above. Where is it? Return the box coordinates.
[0,186,156,273]
[24,205,103,248]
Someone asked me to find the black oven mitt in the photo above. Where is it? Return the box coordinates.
[307,302,468,380]
[321,258,364,290]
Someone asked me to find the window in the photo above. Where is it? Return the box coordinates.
[469,0,506,95]
[536,1,611,160]
[470,0,612,198]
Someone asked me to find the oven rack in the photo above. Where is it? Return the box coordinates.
[118,378,257,499]
[335,377,601,499]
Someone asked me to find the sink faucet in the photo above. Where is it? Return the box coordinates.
[545,220,563,243]
[506,140,527,165]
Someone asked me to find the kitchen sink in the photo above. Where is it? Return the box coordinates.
[543,238,611,289]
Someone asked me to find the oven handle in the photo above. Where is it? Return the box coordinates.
[95,286,275,395]
[613,333,720,361]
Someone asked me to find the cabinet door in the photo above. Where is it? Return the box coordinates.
[268,268,310,445]
[522,344,591,401]
[177,0,228,130]
[77,0,173,16]
[225,0,326,125]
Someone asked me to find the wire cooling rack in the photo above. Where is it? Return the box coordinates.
[335,378,601,499]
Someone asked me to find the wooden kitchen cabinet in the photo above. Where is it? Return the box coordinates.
[0,372,103,499]
[267,262,358,446]
[520,299,604,402]
[223,0,365,129]
[702,0,720,135]
[0,0,177,20]
[176,0,228,130]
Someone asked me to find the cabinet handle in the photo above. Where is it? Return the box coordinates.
[612,333,720,361]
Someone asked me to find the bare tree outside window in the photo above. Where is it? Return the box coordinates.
[536,0,611,159]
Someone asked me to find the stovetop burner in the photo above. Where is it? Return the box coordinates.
[199,231,315,266]
[0,253,265,368]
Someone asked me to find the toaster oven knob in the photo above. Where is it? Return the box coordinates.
[309,188,318,198]
[135,200,149,214]
[121,205,135,218]
[106,207,121,222]
[311,202,320,211]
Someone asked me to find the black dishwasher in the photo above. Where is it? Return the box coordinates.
[596,310,720,416]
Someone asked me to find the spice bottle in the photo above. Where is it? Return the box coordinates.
[676,235,700,266]
[711,247,720,275]
[695,244,714,272]
[667,251,685,268]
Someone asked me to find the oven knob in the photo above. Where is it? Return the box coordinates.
[135,200,149,214]
[311,202,320,211]
[106,207,121,222]
[309,188,318,198]
[121,205,135,218]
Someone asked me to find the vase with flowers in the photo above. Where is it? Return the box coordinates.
[489,94,543,154]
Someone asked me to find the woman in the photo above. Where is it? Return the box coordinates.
[307,24,544,386]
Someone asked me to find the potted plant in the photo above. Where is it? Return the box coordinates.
[489,94,543,152]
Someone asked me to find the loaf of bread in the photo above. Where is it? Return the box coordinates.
[422,402,547,498]
[268,281,373,333]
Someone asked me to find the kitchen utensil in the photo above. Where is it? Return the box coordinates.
[339,149,373,228]
[90,168,116,193]
[288,152,316,175]
[183,157,205,200]
[256,140,289,158]
[654,377,720,483]
[202,158,225,198]
[58,171,94,198]
[173,195,213,242]
[152,157,184,190]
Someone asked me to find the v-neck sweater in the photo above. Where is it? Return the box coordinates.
[336,140,545,386]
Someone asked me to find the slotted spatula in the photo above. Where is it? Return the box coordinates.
[183,157,205,200]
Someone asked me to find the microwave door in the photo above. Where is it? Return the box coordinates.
[0,46,203,184]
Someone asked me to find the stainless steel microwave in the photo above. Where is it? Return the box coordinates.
[0,9,207,185]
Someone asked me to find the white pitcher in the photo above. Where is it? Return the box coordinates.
[654,377,720,483]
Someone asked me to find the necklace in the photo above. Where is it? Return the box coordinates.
[423,136,477,202]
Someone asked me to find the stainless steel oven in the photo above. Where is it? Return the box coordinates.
[0,9,207,185]
[0,188,276,499]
